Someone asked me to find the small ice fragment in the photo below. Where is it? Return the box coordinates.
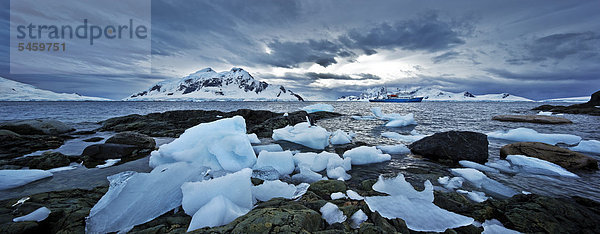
[247,133,261,144]
[272,122,330,149]
[0,169,53,190]
[381,131,427,143]
[13,207,51,222]
[570,140,600,154]
[283,112,289,117]
[459,160,500,173]
[506,155,579,178]
[330,192,347,200]
[350,209,368,229]
[537,111,553,116]
[343,146,391,165]
[330,130,353,145]
[254,150,295,175]
[291,165,326,183]
[376,144,410,154]
[96,159,121,168]
[252,180,297,202]
[252,166,280,181]
[385,113,417,127]
[346,190,364,200]
[11,197,30,207]
[293,152,330,172]
[451,168,517,198]
[320,202,347,225]
[437,176,464,190]
[456,190,488,203]
[482,219,520,234]
[47,165,78,172]
[486,128,581,145]
[485,160,517,174]
[301,104,334,113]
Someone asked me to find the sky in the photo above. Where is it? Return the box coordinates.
[1,0,599,100]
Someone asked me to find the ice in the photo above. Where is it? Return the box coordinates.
[252,180,297,202]
[330,130,354,145]
[330,192,347,200]
[252,144,283,154]
[486,128,582,145]
[570,140,600,154]
[451,168,517,198]
[150,116,257,171]
[459,160,500,173]
[537,111,553,116]
[506,155,579,178]
[252,166,281,181]
[272,122,330,149]
[13,207,51,222]
[456,190,488,203]
[437,176,464,190]
[293,152,331,172]
[385,113,417,127]
[346,190,364,200]
[381,131,427,143]
[247,133,261,144]
[187,195,250,231]
[47,164,78,173]
[485,160,517,174]
[301,103,334,113]
[327,167,351,181]
[291,165,326,183]
[320,202,347,225]
[343,146,391,165]
[376,144,410,154]
[482,219,520,234]
[365,173,474,232]
[254,150,295,175]
[351,115,377,120]
[326,153,352,180]
[350,209,368,229]
[0,169,53,190]
[86,162,207,233]
[96,159,121,168]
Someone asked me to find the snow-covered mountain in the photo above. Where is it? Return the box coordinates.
[539,96,590,103]
[0,77,110,101]
[125,68,304,101]
[338,87,533,102]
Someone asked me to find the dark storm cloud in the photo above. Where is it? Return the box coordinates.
[485,67,600,81]
[506,32,600,64]
[258,39,348,68]
[432,51,460,63]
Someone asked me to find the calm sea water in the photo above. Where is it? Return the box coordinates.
[1,101,599,202]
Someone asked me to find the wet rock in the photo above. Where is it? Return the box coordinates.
[409,131,489,164]
[492,115,572,124]
[1,151,71,170]
[533,90,600,116]
[500,142,598,171]
[0,132,64,159]
[82,137,104,142]
[105,132,156,149]
[309,180,347,198]
[0,119,74,135]
[80,143,150,168]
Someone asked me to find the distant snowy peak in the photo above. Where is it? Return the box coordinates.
[0,76,110,101]
[126,67,304,101]
[338,87,533,102]
[539,96,590,103]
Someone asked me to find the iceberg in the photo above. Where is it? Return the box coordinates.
[451,168,517,198]
[149,116,257,171]
[272,122,330,149]
[376,144,410,154]
[486,128,582,145]
[506,155,579,178]
[301,103,334,113]
[320,202,347,225]
[381,131,427,143]
[254,150,295,175]
[459,160,500,173]
[252,180,298,202]
[187,195,250,231]
[13,207,51,222]
[330,129,354,145]
[570,140,600,154]
[365,173,474,232]
[0,169,53,190]
[350,209,368,229]
[252,144,283,154]
[343,146,391,165]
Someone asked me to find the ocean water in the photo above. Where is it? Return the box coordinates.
[1,101,599,202]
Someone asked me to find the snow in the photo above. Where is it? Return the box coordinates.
[149,116,257,171]
[254,150,295,175]
[350,209,368,229]
[301,103,334,113]
[330,192,347,200]
[451,168,517,198]
[376,144,410,154]
[320,202,347,225]
[339,86,533,102]
[252,144,283,154]
[570,140,600,154]
[482,219,520,234]
[343,146,391,165]
[381,131,427,143]
[365,173,474,232]
[371,107,417,127]
[0,76,111,101]
[506,155,579,178]
[13,207,51,222]
[330,130,354,145]
[456,190,488,203]
[437,176,464,190]
[247,133,261,144]
[346,190,364,200]
[96,159,121,168]
[252,180,301,202]
[293,152,331,172]
[187,195,250,231]
[0,169,53,190]
[459,160,500,173]
[86,162,208,233]
[487,128,582,145]
[272,122,330,149]
[537,111,553,116]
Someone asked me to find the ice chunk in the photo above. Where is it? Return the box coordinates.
[485,160,517,174]
[252,180,297,202]
[252,166,280,181]
[247,133,261,144]
[350,209,368,229]
[291,165,326,183]
[365,173,474,232]
[181,168,253,217]
[272,122,330,149]
[459,160,500,173]
[437,176,464,190]
[86,162,207,233]
[0,169,53,190]
[343,146,391,165]
[330,192,347,200]
[506,155,579,178]
[187,195,250,231]
[570,140,600,154]
[327,167,351,181]
[381,131,427,143]
[385,113,417,127]
[150,116,256,171]
[457,190,488,203]
[320,202,347,224]
[346,190,364,200]
[537,111,553,116]
[96,159,121,168]
[451,168,517,198]
[487,128,581,145]
[293,152,331,172]
[325,153,352,180]
[254,150,295,175]
[376,144,410,154]
[252,144,283,154]
[330,130,354,145]
[302,103,334,113]
[482,219,520,234]
[47,164,78,172]
[13,207,51,222]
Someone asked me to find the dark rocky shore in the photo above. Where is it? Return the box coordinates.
[533,90,600,116]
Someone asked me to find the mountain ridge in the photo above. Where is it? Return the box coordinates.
[0,77,110,101]
[337,87,534,102]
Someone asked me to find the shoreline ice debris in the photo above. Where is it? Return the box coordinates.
[293,152,331,172]
[506,155,579,178]
[292,164,327,183]
[437,176,464,190]
[149,116,256,171]
[450,168,517,198]
[254,150,295,175]
[486,128,582,145]
[330,129,354,145]
[377,144,410,154]
[86,162,208,233]
[181,168,253,231]
[456,190,488,203]
[570,140,600,154]
[371,107,417,127]
[96,159,121,168]
[252,144,283,154]
[301,103,334,113]
[13,207,51,222]
[482,219,520,234]
[365,173,474,232]
[272,122,330,149]
[459,160,500,173]
[320,202,347,224]
[330,192,347,200]
[0,169,53,190]
[326,153,352,180]
[252,179,309,202]
[343,146,391,165]
[247,133,261,144]
[350,209,368,229]
[381,131,427,143]
[346,190,364,200]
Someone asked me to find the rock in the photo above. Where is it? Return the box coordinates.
[308,180,347,199]
[81,143,139,160]
[533,90,600,116]
[105,132,156,149]
[492,115,572,124]
[500,142,598,171]
[409,131,489,164]
[1,151,71,170]
[0,119,74,135]
[0,134,64,159]
[82,137,104,142]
